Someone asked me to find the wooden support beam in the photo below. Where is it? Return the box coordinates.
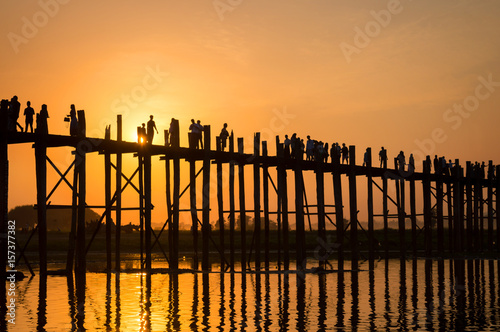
[115,114,122,272]
[262,141,270,271]
[76,110,86,284]
[446,181,453,253]
[0,100,8,279]
[172,128,180,271]
[277,139,289,270]
[105,126,112,273]
[453,161,463,253]
[253,133,261,271]
[66,155,78,273]
[144,150,152,273]
[139,153,144,269]
[366,148,374,268]
[422,157,432,257]
[332,144,344,271]
[229,132,235,270]
[189,158,198,268]
[382,158,389,259]
[216,135,224,271]
[294,142,306,271]
[410,176,417,257]
[35,136,47,276]
[316,152,326,269]
[348,146,358,271]
[487,161,494,251]
[202,125,211,271]
[238,137,246,271]
[473,166,480,251]
[436,162,444,256]
[466,162,473,251]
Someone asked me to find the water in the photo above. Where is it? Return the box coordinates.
[5,258,500,331]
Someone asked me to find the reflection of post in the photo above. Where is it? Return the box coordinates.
[336,270,345,328]
[191,274,199,330]
[229,273,236,330]
[398,258,407,328]
[424,259,433,329]
[350,270,359,329]
[254,274,262,331]
[296,274,306,331]
[105,273,112,330]
[115,273,121,330]
[37,274,47,331]
[368,269,376,330]
[318,274,327,331]
[437,259,445,331]
[202,273,210,330]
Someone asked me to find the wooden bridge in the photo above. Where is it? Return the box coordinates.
[1,99,499,279]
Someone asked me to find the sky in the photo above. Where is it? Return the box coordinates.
[2,0,500,227]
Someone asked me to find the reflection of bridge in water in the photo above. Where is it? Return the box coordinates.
[1,101,500,280]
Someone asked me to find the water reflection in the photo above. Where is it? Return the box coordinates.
[5,259,500,331]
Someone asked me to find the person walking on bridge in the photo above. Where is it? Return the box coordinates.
[147,115,158,144]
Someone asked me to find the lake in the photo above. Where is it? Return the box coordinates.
[5,258,500,331]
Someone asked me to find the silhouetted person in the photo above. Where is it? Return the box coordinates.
[37,104,49,134]
[379,147,387,168]
[290,133,298,158]
[306,135,314,161]
[397,151,405,171]
[138,123,146,143]
[196,120,204,149]
[147,115,158,144]
[69,104,78,136]
[409,153,415,173]
[220,123,229,151]
[341,143,348,164]
[189,119,198,148]
[23,101,34,133]
[323,142,329,163]
[433,155,440,174]
[363,148,369,167]
[9,95,22,132]
[284,135,291,158]
[169,118,177,147]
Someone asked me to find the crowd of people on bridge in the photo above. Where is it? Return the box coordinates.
[5,95,50,134]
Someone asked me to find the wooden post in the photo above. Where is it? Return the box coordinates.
[332,144,344,271]
[366,148,374,268]
[316,151,326,269]
[253,133,261,271]
[436,162,444,256]
[382,157,389,259]
[466,162,473,251]
[473,165,480,251]
[76,110,86,281]
[216,136,224,271]
[262,141,270,271]
[487,161,494,251]
[294,142,305,271]
[277,140,289,270]
[348,146,358,271]
[66,156,78,273]
[202,125,211,271]
[479,173,485,252]
[172,125,180,271]
[35,136,47,276]
[139,153,144,269]
[410,176,417,257]
[0,100,9,279]
[144,151,152,273]
[189,158,198,269]
[229,132,235,270]
[496,165,500,253]
[238,138,246,271]
[105,127,112,273]
[395,158,405,259]
[422,158,432,257]
[446,181,454,253]
[115,115,122,272]
[453,161,463,253]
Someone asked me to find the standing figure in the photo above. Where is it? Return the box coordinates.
[408,153,415,173]
[168,118,177,147]
[24,101,35,133]
[219,123,229,151]
[397,151,405,171]
[306,136,314,161]
[341,143,349,164]
[284,135,291,158]
[38,104,49,134]
[379,147,387,168]
[69,104,79,136]
[137,123,146,143]
[9,96,22,132]
[147,115,158,144]
[196,120,204,149]
[189,119,199,148]
[363,148,369,167]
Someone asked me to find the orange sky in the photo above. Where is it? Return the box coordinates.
[2,1,500,226]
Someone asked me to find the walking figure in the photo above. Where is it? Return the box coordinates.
[147,115,158,144]
[24,101,35,133]
[9,96,22,132]
[219,123,229,151]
